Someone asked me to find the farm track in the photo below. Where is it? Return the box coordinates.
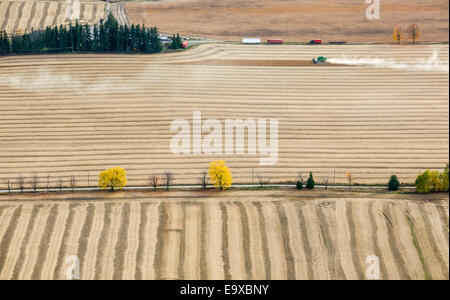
[0,0,105,33]
[0,190,447,280]
[0,44,448,186]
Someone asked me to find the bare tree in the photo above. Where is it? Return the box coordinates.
[29,173,39,193]
[57,177,64,191]
[257,173,266,188]
[17,175,25,193]
[323,177,329,190]
[297,172,304,185]
[164,171,174,191]
[149,175,160,191]
[70,176,77,192]
[6,179,11,193]
[346,172,354,189]
[46,175,50,192]
[200,170,208,189]
[408,24,422,44]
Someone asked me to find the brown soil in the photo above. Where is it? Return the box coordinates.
[172,59,343,67]
[126,0,449,42]
[0,44,448,186]
[0,189,447,280]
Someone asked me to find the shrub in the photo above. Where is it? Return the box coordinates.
[388,175,400,191]
[296,181,303,190]
[306,172,315,189]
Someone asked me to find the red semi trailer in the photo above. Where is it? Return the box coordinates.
[267,39,283,44]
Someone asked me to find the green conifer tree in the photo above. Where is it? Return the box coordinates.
[306,172,315,189]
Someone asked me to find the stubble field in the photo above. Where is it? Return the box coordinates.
[0,0,107,33]
[127,0,449,42]
[0,44,448,187]
[0,189,448,280]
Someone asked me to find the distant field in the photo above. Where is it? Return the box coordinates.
[127,0,449,42]
[0,0,107,33]
[0,0,106,33]
[0,189,448,280]
[0,44,448,186]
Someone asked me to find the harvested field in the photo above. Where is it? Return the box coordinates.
[127,0,449,42]
[173,59,346,67]
[0,44,449,187]
[0,190,447,280]
[0,0,106,33]
[108,1,129,27]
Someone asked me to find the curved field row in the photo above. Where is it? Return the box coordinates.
[109,2,129,27]
[0,190,447,280]
[0,44,448,186]
[0,0,105,34]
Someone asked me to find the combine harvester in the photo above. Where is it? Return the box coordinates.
[312,56,327,64]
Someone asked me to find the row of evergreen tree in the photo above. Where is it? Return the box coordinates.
[0,14,173,55]
[0,30,9,55]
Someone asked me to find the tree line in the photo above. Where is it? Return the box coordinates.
[0,14,164,55]
[2,164,449,193]
[416,164,449,194]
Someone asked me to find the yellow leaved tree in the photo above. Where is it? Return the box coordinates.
[392,25,403,44]
[209,160,232,190]
[415,165,449,194]
[429,170,441,192]
[99,167,128,191]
